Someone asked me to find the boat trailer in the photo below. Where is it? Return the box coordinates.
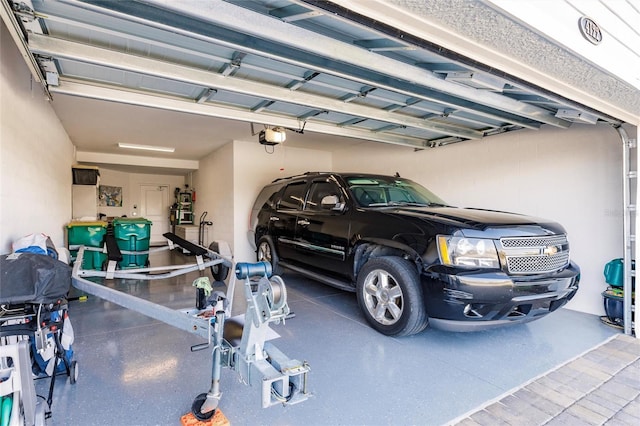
[71,232,311,421]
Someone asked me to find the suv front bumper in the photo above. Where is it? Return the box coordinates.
[423,262,580,332]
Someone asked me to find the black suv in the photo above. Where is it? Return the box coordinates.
[251,172,580,336]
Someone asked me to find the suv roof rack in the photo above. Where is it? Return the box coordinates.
[271,171,323,183]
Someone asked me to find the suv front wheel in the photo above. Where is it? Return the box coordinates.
[356,256,428,336]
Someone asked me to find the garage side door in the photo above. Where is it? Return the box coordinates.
[140,184,169,245]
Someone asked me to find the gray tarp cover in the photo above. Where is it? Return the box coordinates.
[0,253,71,304]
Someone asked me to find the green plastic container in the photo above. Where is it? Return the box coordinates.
[1,394,12,426]
[112,217,152,268]
[67,221,108,270]
[604,258,635,289]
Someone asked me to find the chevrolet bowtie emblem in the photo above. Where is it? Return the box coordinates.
[543,245,559,256]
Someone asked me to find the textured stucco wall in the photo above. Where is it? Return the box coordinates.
[370,0,639,123]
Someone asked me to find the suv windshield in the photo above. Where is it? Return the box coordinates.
[345,176,448,207]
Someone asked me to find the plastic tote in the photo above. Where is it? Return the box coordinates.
[603,258,635,289]
[602,288,635,327]
[111,217,152,268]
[67,221,108,270]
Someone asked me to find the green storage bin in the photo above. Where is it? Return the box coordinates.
[112,218,152,268]
[604,258,635,289]
[67,221,108,270]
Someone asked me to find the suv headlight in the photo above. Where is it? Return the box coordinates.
[437,235,500,269]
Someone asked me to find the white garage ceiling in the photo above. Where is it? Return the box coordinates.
[2,0,637,174]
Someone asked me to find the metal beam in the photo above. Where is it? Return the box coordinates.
[44,3,493,132]
[50,79,432,149]
[136,0,572,128]
[0,0,51,99]
[36,0,570,129]
[28,34,483,139]
[269,4,322,22]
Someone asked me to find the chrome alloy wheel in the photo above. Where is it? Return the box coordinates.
[362,268,404,326]
[257,240,273,263]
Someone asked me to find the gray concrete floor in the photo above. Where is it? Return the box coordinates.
[34,249,630,426]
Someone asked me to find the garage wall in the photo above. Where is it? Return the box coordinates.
[332,123,627,316]
[0,22,74,253]
[98,167,185,218]
[95,168,129,218]
[192,142,235,254]
[232,140,333,262]
[193,140,332,262]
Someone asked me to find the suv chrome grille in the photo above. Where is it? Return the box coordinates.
[501,235,567,248]
[500,235,570,274]
[506,252,570,274]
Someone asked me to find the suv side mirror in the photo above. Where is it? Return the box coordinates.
[321,195,344,211]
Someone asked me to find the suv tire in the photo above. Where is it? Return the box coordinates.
[257,236,282,275]
[356,256,428,336]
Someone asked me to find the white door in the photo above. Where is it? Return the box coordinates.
[140,185,170,245]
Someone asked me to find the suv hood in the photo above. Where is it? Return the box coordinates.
[381,206,566,237]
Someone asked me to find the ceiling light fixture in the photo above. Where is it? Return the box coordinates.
[118,143,175,153]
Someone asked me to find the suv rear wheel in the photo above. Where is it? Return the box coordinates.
[356,256,428,336]
[256,236,282,275]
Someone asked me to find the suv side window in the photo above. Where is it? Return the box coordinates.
[252,182,284,211]
[305,181,342,212]
[278,181,307,210]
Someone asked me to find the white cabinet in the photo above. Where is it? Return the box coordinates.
[176,224,198,242]
[72,184,98,219]
[175,224,206,252]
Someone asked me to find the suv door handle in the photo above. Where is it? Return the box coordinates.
[297,219,310,226]
[270,216,280,221]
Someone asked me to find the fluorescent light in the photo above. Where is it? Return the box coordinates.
[118,143,175,153]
